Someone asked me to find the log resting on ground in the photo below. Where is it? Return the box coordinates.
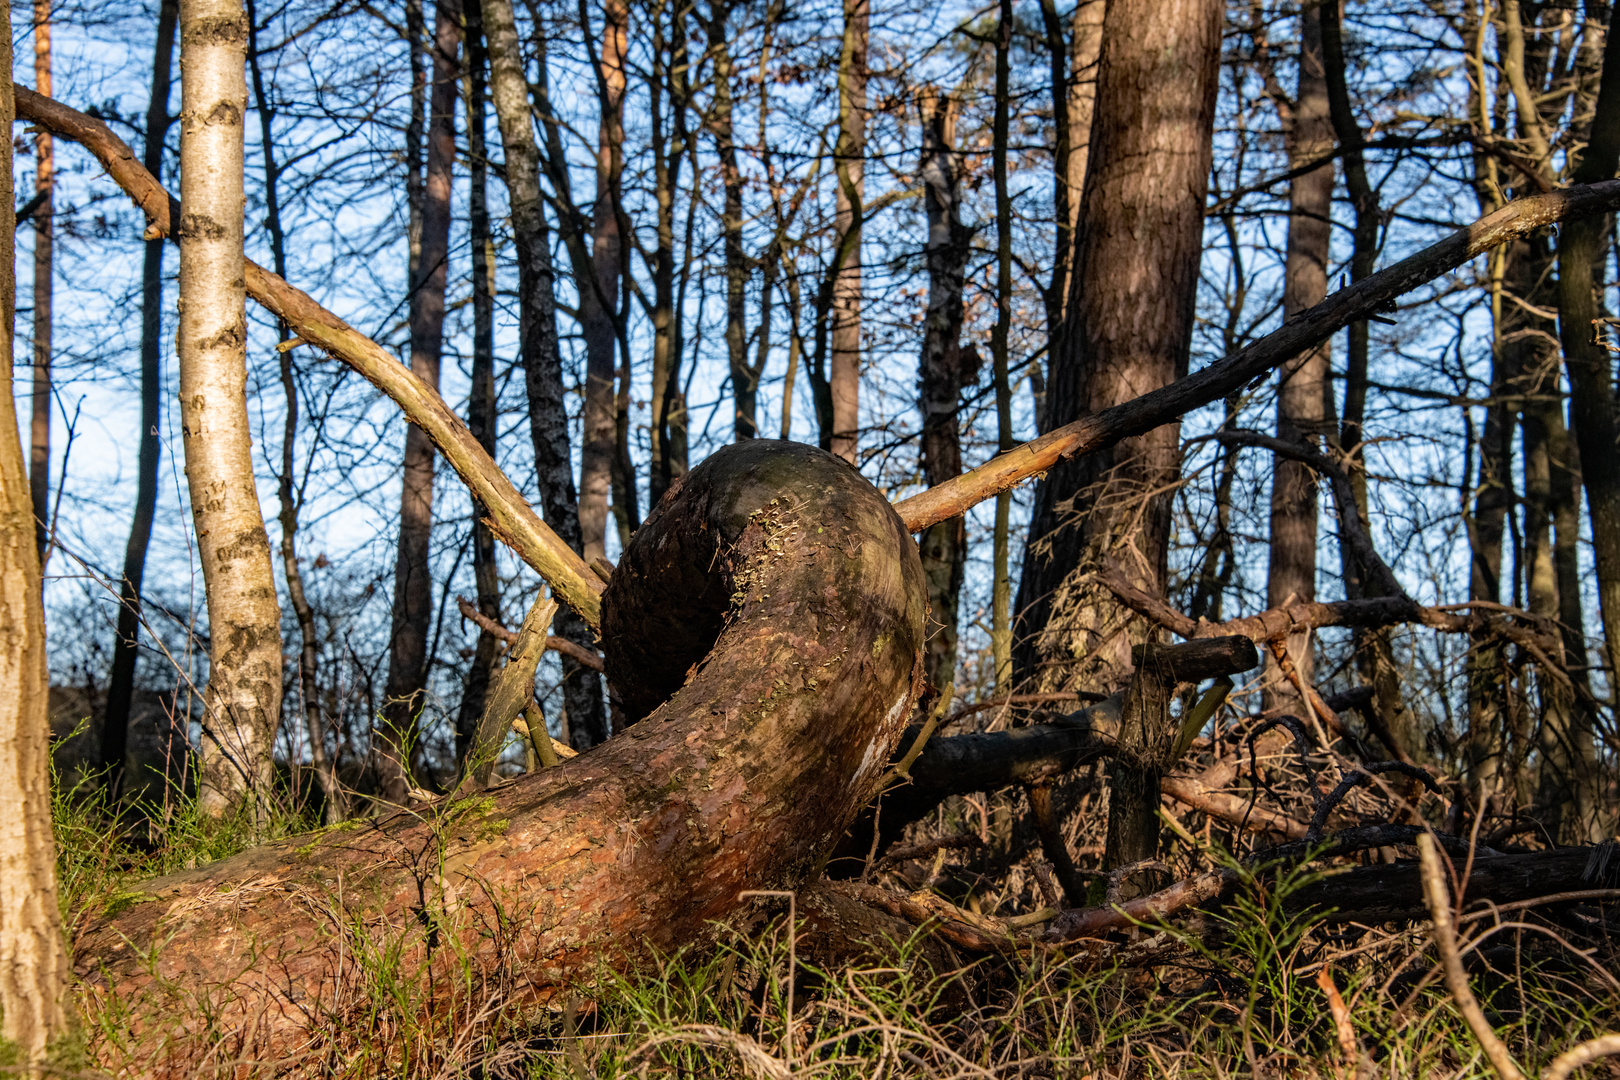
[71,442,925,1072]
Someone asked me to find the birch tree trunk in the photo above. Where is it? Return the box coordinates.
[830,0,867,464]
[0,7,70,1057]
[103,0,178,784]
[1265,1,1333,710]
[916,87,969,696]
[178,0,284,816]
[1012,0,1222,694]
[483,0,611,750]
[377,0,460,802]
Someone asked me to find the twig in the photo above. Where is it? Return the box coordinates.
[1307,762,1441,842]
[880,684,953,789]
[1544,1035,1620,1080]
[456,595,605,672]
[1416,834,1527,1080]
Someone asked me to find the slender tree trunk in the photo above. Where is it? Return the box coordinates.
[485,0,610,749]
[1037,0,1102,347]
[406,0,426,282]
[0,6,70,1054]
[1012,0,1222,694]
[991,0,1015,691]
[103,0,178,782]
[378,0,460,803]
[1265,1,1333,711]
[648,1,691,504]
[1558,2,1620,832]
[456,0,502,767]
[247,0,344,821]
[829,0,867,464]
[916,87,968,697]
[178,0,284,817]
[30,0,51,565]
[704,5,755,442]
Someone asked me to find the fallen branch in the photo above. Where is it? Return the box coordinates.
[893,179,1620,532]
[14,87,604,627]
[456,595,606,672]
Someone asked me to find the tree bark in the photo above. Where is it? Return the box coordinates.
[0,7,70,1056]
[483,0,611,750]
[648,2,692,503]
[991,0,1015,689]
[829,0,867,464]
[377,0,460,803]
[1265,0,1333,711]
[916,87,968,696]
[1037,0,1102,356]
[456,0,502,768]
[30,0,51,565]
[178,0,284,817]
[103,0,178,783]
[1011,0,1222,694]
[73,441,925,1073]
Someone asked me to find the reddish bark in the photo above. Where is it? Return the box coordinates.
[72,441,925,1073]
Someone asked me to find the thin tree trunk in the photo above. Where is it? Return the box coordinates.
[455,0,502,768]
[178,0,284,817]
[1011,0,1222,694]
[1265,1,1333,711]
[1037,0,1102,349]
[0,5,69,1054]
[704,5,755,442]
[248,0,344,821]
[648,0,691,504]
[406,0,426,282]
[103,0,178,783]
[991,0,1015,691]
[830,0,867,464]
[485,0,611,750]
[378,0,460,803]
[30,0,51,565]
[1557,2,1620,834]
[916,86,968,697]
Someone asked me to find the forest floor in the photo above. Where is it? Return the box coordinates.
[52,768,1620,1079]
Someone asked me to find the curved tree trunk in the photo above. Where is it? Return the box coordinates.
[178,0,284,817]
[74,441,925,1072]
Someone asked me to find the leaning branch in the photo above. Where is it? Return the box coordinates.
[13,87,605,627]
[893,179,1620,532]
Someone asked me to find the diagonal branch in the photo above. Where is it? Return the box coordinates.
[12,86,605,627]
[894,179,1620,532]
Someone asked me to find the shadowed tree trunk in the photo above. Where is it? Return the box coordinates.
[484,0,610,750]
[1037,0,1102,363]
[103,0,178,783]
[991,0,1015,687]
[1265,0,1333,712]
[0,6,69,1055]
[72,441,925,1073]
[649,0,692,503]
[916,87,968,696]
[455,0,501,764]
[829,0,867,464]
[178,0,284,817]
[30,0,51,565]
[377,0,460,802]
[1012,0,1222,694]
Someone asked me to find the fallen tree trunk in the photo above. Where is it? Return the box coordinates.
[72,442,925,1073]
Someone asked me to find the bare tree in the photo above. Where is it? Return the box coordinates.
[29,0,52,565]
[178,0,284,816]
[0,3,69,1055]
[377,0,460,802]
[829,0,867,463]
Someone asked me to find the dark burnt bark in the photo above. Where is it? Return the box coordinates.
[377,0,460,804]
[102,0,177,780]
[74,441,925,1073]
[917,87,969,696]
[1012,0,1222,695]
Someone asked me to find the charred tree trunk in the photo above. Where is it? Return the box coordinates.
[377,0,460,803]
[1012,0,1222,694]
[1264,0,1333,712]
[73,441,925,1073]
[103,0,178,783]
[916,87,968,696]
[486,0,610,749]
[178,0,284,817]
[0,6,70,1055]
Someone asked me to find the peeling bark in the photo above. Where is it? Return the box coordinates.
[73,441,925,1072]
